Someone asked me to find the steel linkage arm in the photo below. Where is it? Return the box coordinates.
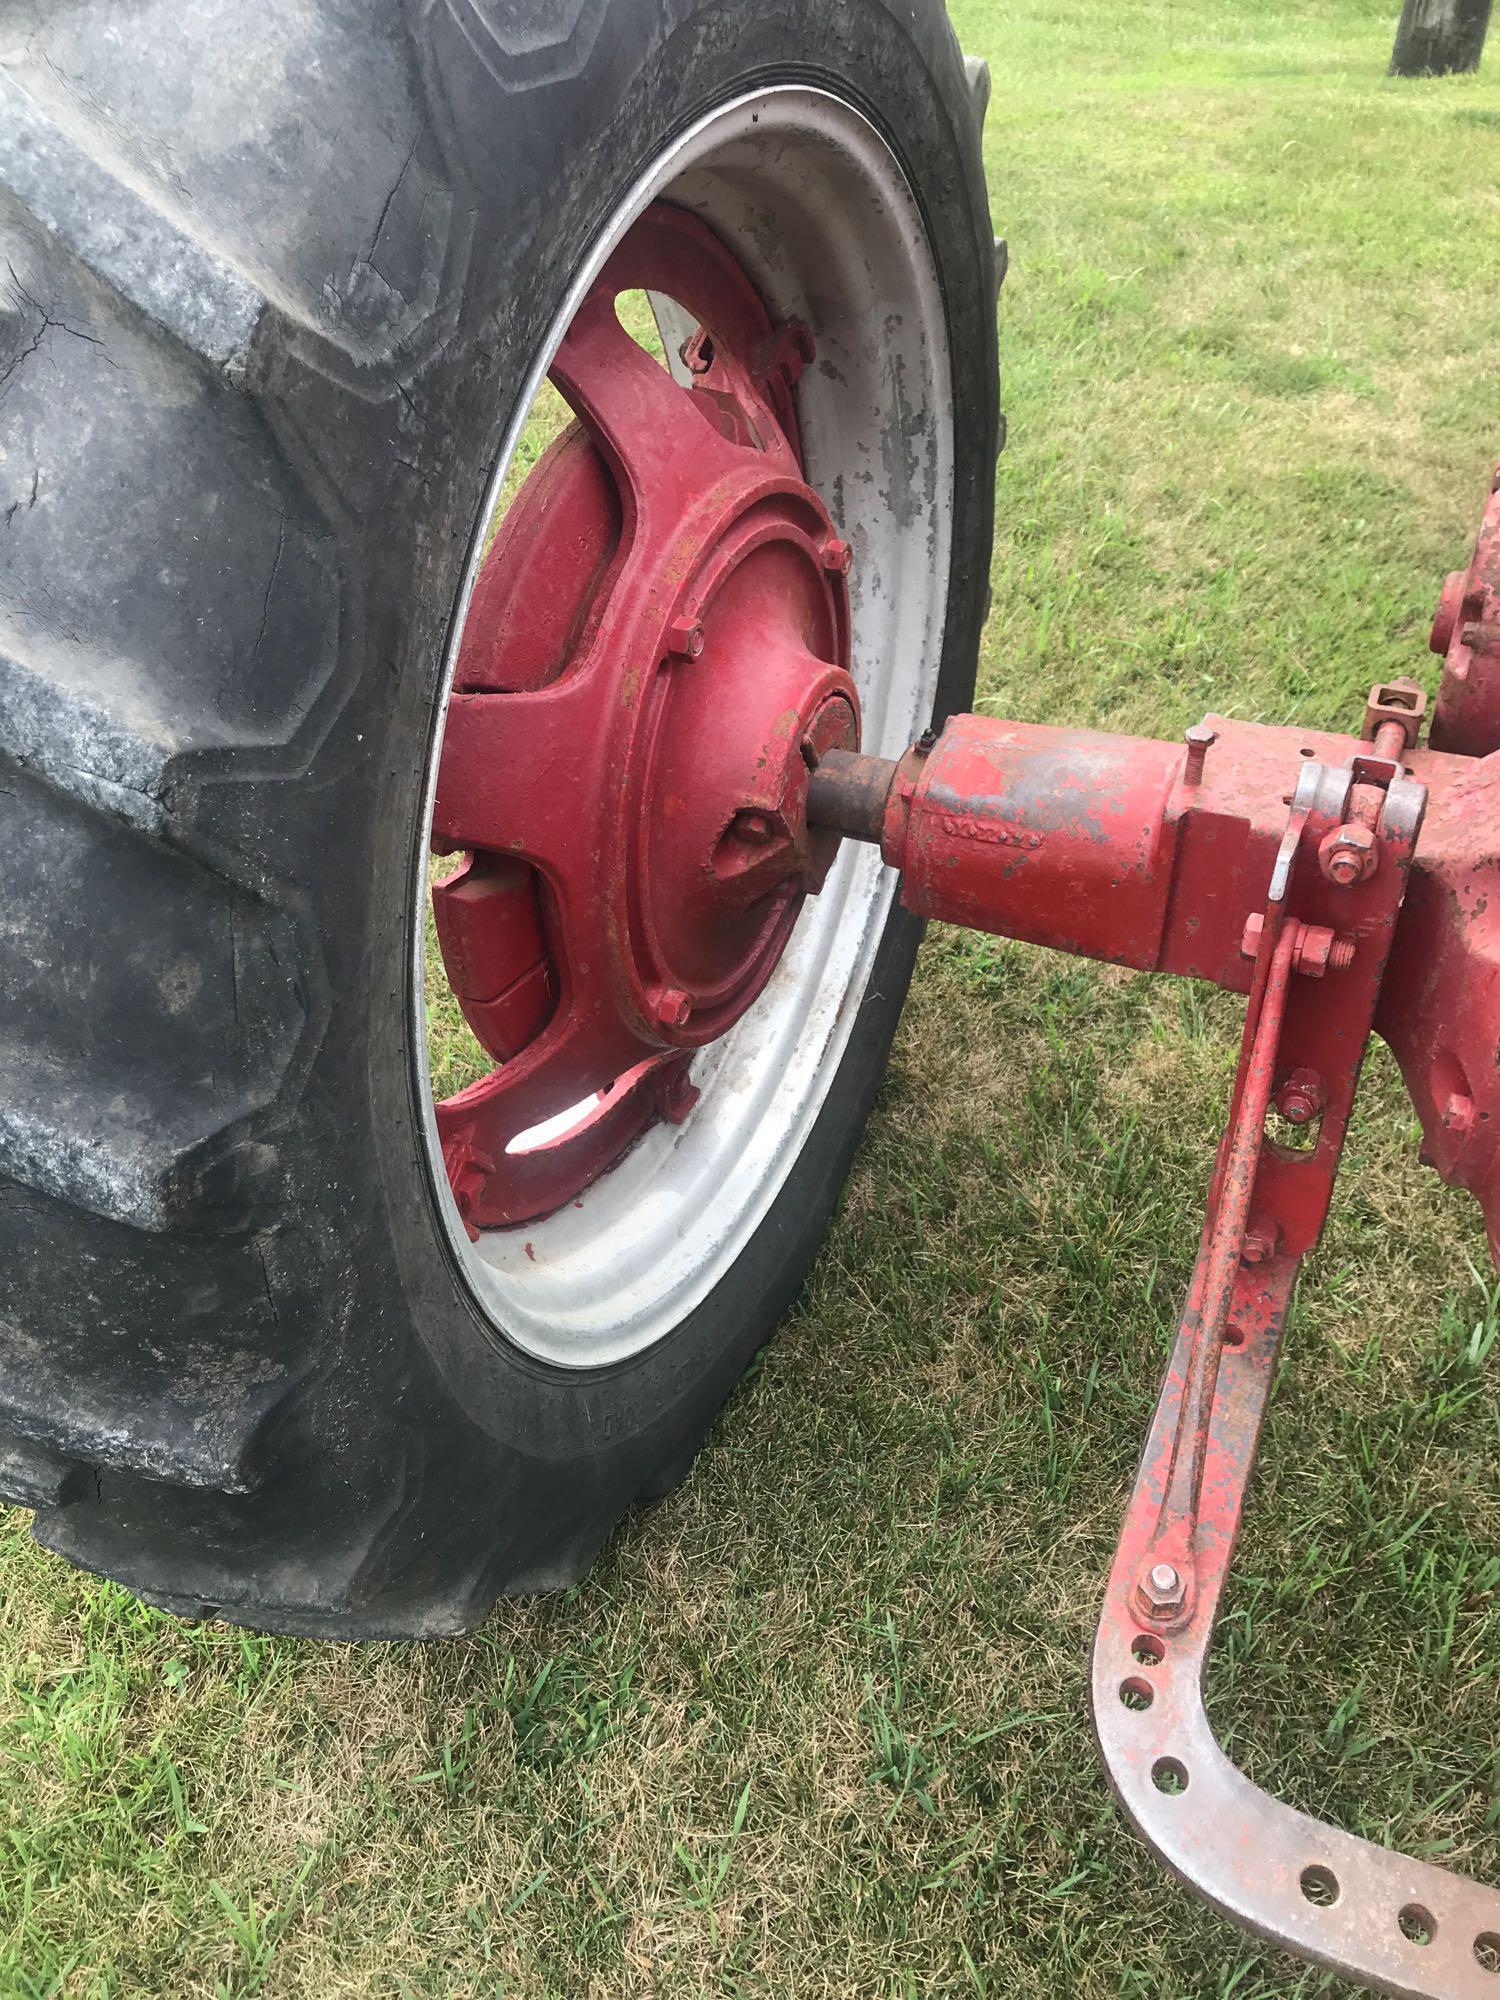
[806,467,1500,1995]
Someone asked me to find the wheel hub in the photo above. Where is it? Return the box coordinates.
[428,203,857,1231]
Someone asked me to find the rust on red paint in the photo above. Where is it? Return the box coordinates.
[810,707,1500,1260]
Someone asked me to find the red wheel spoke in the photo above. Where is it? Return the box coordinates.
[432,679,603,863]
[591,204,807,469]
[431,853,554,1062]
[434,1012,666,1230]
[552,293,745,517]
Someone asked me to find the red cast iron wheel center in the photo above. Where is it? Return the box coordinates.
[427,203,859,1234]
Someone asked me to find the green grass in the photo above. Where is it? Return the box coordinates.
[8,3,1500,1992]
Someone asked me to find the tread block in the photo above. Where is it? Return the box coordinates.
[2,2,460,376]
[0,189,340,768]
[0,764,304,1231]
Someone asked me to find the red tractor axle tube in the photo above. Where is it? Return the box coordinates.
[809,696,1500,1260]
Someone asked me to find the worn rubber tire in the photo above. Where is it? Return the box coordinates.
[0,0,997,1636]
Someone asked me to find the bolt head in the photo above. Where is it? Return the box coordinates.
[1138,1559,1187,1619]
[1240,912,1265,961]
[735,810,774,845]
[649,986,692,1029]
[667,620,705,660]
[821,537,853,575]
[1318,821,1377,888]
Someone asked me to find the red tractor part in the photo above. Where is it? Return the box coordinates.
[804,489,1500,1996]
[428,203,854,1232]
[426,194,1500,1991]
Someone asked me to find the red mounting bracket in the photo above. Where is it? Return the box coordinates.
[802,462,1500,1995]
[1089,750,1500,2000]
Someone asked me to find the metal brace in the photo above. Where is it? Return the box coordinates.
[1090,751,1500,1998]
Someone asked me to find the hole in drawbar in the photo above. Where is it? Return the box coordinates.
[1131,1634,1165,1667]
[1398,1904,1436,1947]
[1475,1933,1500,1975]
[1152,1757,1188,1795]
[1120,1677,1153,1711]
[1299,1865,1339,1908]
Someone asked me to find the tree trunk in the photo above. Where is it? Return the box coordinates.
[1390,0,1492,75]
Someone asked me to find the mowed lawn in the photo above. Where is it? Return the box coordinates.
[7,2,1500,1993]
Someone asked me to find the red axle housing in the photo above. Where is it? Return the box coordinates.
[809,702,1500,1259]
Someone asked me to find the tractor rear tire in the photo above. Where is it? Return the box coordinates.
[0,0,997,1635]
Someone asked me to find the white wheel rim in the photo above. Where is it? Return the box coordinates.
[413,86,954,1367]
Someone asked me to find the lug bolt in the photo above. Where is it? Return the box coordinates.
[1240,912,1265,960]
[821,537,853,575]
[667,620,705,660]
[735,810,774,845]
[1318,821,1378,887]
[649,986,692,1029]
[1275,1068,1326,1127]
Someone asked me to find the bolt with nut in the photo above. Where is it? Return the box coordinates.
[1137,1558,1187,1621]
[1274,1067,1326,1127]
[1318,821,1378,887]
[667,619,705,660]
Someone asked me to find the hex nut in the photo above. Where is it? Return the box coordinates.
[1138,1560,1186,1619]
[650,986,692,1028]
[1241,1224,1281,1266]
[1318,822,1377,887]
[1275,1067,1326,1126]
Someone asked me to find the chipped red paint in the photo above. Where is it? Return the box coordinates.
[428,204,856,1226]
[812,707,1500,1261]
[1083,744,1500,2000]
